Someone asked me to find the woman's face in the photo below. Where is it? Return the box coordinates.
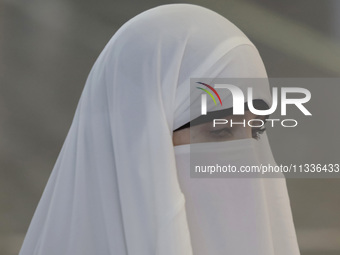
[173,111,265,146]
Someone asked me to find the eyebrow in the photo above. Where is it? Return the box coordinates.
[174,99,269,132]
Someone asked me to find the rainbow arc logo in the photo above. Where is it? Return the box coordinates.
[196,82,222,106]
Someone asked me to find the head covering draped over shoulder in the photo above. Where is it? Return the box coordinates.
[19,4,297,255]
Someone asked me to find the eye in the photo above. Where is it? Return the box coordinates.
[209,127,233,138]
[252,127,266,140]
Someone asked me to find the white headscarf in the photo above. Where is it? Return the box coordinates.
[19,3,300,255]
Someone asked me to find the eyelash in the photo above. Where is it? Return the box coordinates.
[209,127,266,140]
[209,127,233,138]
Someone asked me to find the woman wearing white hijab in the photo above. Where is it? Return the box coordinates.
[19,3,300,255]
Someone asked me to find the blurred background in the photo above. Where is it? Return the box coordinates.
[1,0,340,254]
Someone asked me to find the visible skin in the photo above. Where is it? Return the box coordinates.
[173,111,265,146]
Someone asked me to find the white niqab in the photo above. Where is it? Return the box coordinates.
[19,4,300,255]
[175,138,299,254]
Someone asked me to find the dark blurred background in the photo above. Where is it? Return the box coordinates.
[1,0,340,254]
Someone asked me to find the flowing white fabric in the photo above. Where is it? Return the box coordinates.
[175,138,300,254]
[19,3,300,255]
